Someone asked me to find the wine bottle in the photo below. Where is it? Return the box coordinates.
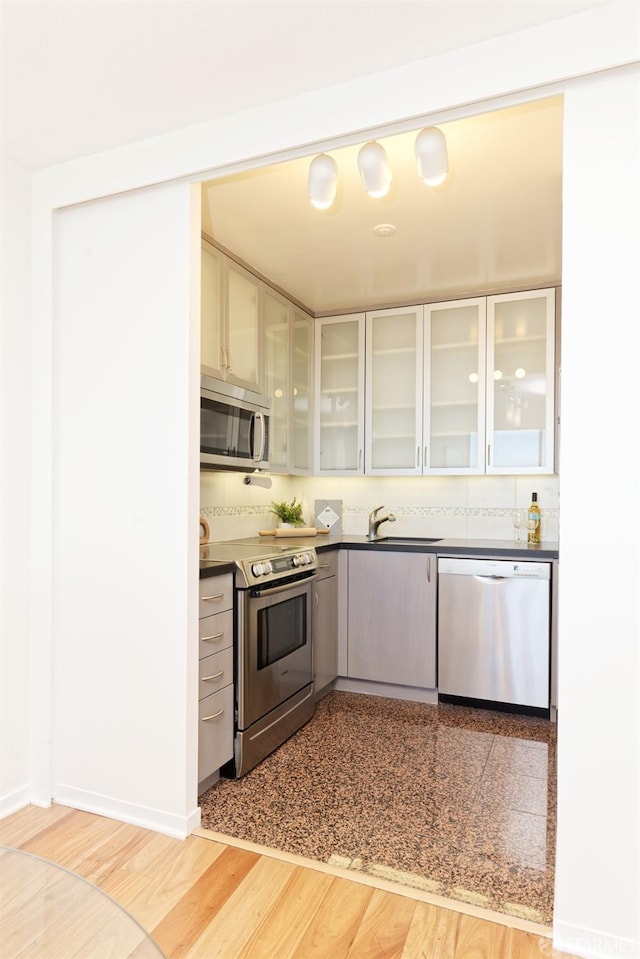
[527,492,541,544]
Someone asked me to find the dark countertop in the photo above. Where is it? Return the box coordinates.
[200,534,558,577]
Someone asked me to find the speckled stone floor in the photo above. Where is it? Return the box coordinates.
[199,691,556,924]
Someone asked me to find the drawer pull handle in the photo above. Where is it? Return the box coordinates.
[202,631,224,643]
[202,707,224,722]
[317,564,330,569]
[202,593,224,603]
[203,669,224,682]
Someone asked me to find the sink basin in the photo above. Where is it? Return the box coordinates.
[371,536,442,544]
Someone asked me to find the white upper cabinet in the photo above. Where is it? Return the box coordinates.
[424,298,486,474]
[486,288,555,474]
[365,306,424,475]
[315,315,365,475]
[201,238,261,392]
[200,241,224,379]
[226,260,261,390]
[290,308,314,473]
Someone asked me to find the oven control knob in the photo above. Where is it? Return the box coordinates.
[264,560,273,574]
[252,563,264,576]
[292,555,301,567]
[303,552,311,565]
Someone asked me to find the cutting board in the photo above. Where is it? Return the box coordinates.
[258,527,330,538]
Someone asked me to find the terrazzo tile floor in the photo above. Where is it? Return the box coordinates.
[199,691,556,924]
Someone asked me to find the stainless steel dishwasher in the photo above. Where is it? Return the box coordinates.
[437,557,551,710]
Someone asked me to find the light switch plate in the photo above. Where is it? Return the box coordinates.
[314,499,343,535]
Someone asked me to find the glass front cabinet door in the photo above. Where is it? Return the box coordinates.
[365,306,423,474]
[262,289,290,472]
[290,308,314,473]
[424,298,486,474]
[486,288,556,474]
[315,315,365,474]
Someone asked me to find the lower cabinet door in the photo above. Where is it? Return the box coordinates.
[198,685,234,783]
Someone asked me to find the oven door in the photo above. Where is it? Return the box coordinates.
[237,576,313,731]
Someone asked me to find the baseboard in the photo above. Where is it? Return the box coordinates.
[553,919,640,959]
[333,677,438,704]
[54,784,201,839]
[0,783,31,819]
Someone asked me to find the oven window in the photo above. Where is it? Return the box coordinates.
[257,594,307,669]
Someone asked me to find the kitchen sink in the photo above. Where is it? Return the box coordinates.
[370,536,442,544]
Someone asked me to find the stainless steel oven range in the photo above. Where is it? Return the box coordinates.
[202,542,318,777]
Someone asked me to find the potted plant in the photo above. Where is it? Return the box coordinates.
[270,497,305,527]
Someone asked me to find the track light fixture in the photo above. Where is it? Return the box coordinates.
[415,127,449,186]
[357,141,392,198]
[307,153,338,210]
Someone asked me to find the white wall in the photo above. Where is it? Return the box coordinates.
[51,182,201,836]
[0,152,31,815]
[0,3,638,956]
[553,68,640,959]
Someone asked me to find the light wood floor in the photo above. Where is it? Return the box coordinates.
[0,804,576,958]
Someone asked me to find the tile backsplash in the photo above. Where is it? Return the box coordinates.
[200,471,559,543]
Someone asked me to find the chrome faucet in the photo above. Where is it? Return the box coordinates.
[368,505,396,542]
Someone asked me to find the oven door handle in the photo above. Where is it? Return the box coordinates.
[252,574,317,598]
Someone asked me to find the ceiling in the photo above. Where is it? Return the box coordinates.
[201,96,564,315]
[1,1,605,171]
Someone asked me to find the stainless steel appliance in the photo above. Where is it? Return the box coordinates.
[437,557,551,712]
[200,373,270,472]
[201,542,317,776]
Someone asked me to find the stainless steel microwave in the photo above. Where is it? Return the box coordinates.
[200,374,270,471]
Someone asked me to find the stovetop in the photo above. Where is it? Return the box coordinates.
[200,542,303,561]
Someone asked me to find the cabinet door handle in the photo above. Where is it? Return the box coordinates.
[358,448,362,469]
[487,443,491,466]
[317,564,330,569]
[423,445,427,468]
[202,593,224,603]
[203,669,225,682]
[202,707,224,722]
[202,631,224,643]
[221,345,229,369]
[417,445,421,468]
[314,593,319,608]
[427,556,431,583]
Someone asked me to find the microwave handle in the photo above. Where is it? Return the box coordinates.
[253,411,266,462]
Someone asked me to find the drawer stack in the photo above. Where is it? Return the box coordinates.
[198,574,234,790]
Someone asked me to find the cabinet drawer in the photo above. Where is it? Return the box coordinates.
[199,647,233,700]
[199,609,233,659]
[315,549,339,580]
[198,685,234,783]
[199,574,233,617]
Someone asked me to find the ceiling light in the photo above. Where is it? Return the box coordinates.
[357,141,392,198]
[373,223,396,237]
[308,154,338,210]
[415,127,449,187]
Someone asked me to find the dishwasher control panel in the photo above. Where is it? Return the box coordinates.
[438,557,551,579]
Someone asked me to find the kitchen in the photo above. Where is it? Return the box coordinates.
[196,96,561,924]
[5,9,638,959]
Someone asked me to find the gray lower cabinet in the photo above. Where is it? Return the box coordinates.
[198,573,234,791]
[347,550,436,688]
[312,549,339,699]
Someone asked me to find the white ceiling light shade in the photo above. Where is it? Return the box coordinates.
[308,153,338,210]
[357,141,392,198]
[415,127,449,186]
